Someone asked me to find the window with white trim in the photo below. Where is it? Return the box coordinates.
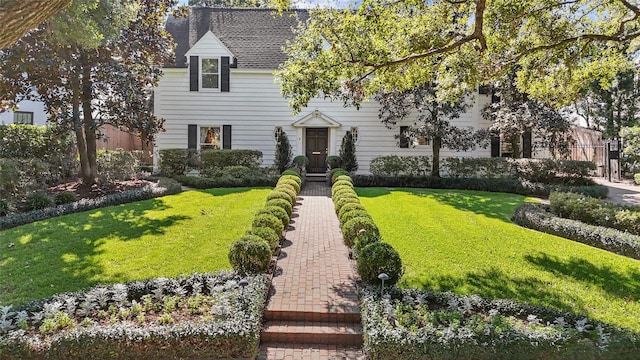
[13,111,33,125]
[201,58,219,89]
[350,127,358,143]
[274,126,283,141]
[200,126,221,149]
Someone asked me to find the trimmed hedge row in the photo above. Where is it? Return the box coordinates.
[351,175,608,198]
[330,175,403,287]
[361,286,639,360]
[158,149,263,177]
[549,192,640,235]
[173,171,278,189]
[0,272,268,359]
[228,172,301,275]
[0,178,183,231]
[512,204,640,260]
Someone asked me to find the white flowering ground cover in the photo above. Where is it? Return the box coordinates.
[0,272,267,359]
[361,287,639,360]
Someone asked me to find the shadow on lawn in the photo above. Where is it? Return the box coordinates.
[525,253,640,300]
[358,188,522,222]
[414,267,588,315]
[0,198,190,306]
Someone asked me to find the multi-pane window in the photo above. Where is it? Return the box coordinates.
[13,111,33,125]
[350,127,358,143]
[201,58,219,89]
[200,126,221,149]
[274,126,283,141]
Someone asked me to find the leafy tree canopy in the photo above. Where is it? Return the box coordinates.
[275,0,639,113]
[188,0,264,7]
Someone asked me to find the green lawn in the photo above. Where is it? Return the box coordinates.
[358,188,640,333]
[0,188,271,306]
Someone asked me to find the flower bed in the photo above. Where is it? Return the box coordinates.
[0,178,182,231]
[512,204,640,260]
[361,287,638,360]
[0,271,267,359]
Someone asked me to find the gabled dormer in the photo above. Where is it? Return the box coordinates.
[186,31,236,92]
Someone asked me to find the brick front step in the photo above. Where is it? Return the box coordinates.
[265,309,361,323]
[262,320,363,346]
[257,343,366,360]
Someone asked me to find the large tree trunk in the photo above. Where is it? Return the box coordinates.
[0,0,71,48]
[71,75,91,182]
[431,136,442,178]
[81,58,98,184]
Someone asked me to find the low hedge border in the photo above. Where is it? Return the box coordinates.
[512,204,640,260]
[351,175,608,198]
[173,174,278,189]
[0,271,268,359]
[361,286,639,360]
[0,178,182,231]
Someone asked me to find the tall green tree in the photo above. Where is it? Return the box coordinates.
[276,1,639,113]
[339,130,358,173]
[274,131,293,173]
[376,84,483,177]
[573,69,640,139]
[0,0,178,184]
[483,72,572,158]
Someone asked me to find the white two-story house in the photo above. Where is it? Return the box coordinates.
[154,7,507,174]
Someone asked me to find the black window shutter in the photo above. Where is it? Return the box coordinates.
[491,133,501,157]
[189,56,199,91]
[221,56,230,92]
[188,124,197,149]
[522,130,532,158]
[399,126,409,148]
[223,125,231,149]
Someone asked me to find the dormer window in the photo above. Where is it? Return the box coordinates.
[201,58,219,89]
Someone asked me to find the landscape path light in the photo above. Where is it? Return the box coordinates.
[378,273,389,298]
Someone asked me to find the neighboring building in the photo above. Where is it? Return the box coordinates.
[152,8,566,174]
[0,99,47,126]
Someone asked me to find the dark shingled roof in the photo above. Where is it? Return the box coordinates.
[165,8,308,69]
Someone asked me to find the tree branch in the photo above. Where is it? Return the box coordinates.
[0,0,71,48]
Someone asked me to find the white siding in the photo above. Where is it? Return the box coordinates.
[154,68,494,174]
[0,99,48,126]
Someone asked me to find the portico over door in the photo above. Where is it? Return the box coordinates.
[305,128,328,173]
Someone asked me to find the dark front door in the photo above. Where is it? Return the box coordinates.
[305,128,328,173]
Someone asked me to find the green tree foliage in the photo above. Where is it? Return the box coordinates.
[189,0,263,6]
[376,84,482,177]
[339,130,358,173]
[621,126,640,171]
[274,131,293,173]
[483,72,572,158]
[0,0,178,184]
[573,68,640,139]
[276,1,639,113]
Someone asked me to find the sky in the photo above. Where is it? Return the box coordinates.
[178,0,355,8]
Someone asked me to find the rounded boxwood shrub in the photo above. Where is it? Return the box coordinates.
[341,216,379,247]
[54,191,77,206]
[24,192,53,211]
[353,231,382,259]
[331,169,350,183]
[228,235,272,274]
[275,185,298,204]
[334,197,360,214]
[280,174,302,187]
[266,198,293,217]
[331,184,354,198]
[338,202,367,219]
[267,190,294,206]
[334,175,353,184]
[357,242,403,286]
[340,209,372,226]
[258,206,290,228]
[333,180,354,189]
[333,190,358,202]
[282,168,300,177]
[248,226,281,253]
[277,178,301,194]
[252,213,284,235]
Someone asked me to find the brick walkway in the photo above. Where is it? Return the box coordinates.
[259,181,365,359]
